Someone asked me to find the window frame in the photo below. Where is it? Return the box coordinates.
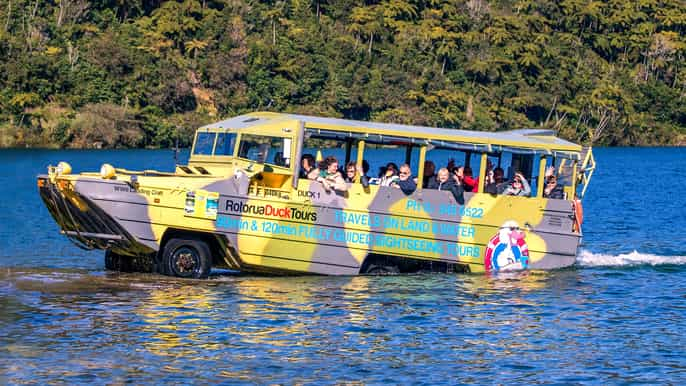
[236,133,292,169]
[213,132,238,157]
[191,131,218,156]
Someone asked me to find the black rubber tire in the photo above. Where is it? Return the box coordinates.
[161,238,212,279]
[105,250,155,273]
[105,250,134,272]
[364,264,400,275]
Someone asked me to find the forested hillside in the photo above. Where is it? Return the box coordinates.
[1,0,685,148]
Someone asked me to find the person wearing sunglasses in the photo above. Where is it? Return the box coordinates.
[344,160,370,187]
[392,164,417,195]
[378,162,400,187]
[503,172,531,197]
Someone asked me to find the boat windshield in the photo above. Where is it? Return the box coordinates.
[238,134,291,167]
[214,133,237,156]
[193,132,216,155]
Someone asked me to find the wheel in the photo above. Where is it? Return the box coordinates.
[105,250,135,272]
[105,250,153,272]
[364,264,400,275]
[161,238,212,279]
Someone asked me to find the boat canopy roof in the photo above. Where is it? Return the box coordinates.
[200,111,583,157]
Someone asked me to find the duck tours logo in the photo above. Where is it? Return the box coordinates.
[484,220,530,271]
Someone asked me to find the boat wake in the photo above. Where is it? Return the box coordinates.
[577,249,686,267]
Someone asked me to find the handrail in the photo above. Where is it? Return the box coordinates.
[577,147,595,198]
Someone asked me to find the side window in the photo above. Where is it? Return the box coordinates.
[303,137,351,166]
[425,148,467,173]
[193,132,216,155]
[364,143,418,185]
[238,134,290,167]
[214,133,237,156]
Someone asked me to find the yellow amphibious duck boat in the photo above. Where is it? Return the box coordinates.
[38,112,595,278]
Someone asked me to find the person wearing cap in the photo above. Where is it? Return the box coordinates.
[502,172,531,197]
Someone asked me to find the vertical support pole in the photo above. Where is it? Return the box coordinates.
[355,140,365,183]
[291,121,304,190]
[344,138,353,165]
[477,152,487,193]
[537,155,547,198]
[571,160,578,199]
[417,145,427,191]
[190,131,199,155]
[211,131,219,155]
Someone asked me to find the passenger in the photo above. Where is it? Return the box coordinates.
[300,154,316,179]
[314,156,348,192]
[464,167,477,192]
[484,167,507,195]
[462,166,478,192]
[433,167,465,205]
[344,160,370,186]
[543,175,565,199]
[503,172,531,197]
[378,162,399,187]
[359,160,370,187]
[392,164,416,195]
[368,167,382,185]
[344,161,357,183]
[461,160,493,193]
[422,160,437,188]
[452,165,464,186]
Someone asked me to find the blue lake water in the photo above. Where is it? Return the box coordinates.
[1,147,685,384]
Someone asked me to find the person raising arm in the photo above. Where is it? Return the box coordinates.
[503,172,531,197]
[315,156,348,192]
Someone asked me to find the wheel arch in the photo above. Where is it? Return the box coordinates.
[359,253,470,274]
[158,228,232,269]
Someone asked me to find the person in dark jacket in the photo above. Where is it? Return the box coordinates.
[422,160,437,188]
[543,175,565,199]
[299,154,316,179]
[344,160,370,187]
[484,167,508,195]
[393,163,416,195]
[431,167,465,205]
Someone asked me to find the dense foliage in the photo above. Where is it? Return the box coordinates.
[1,0,685,148]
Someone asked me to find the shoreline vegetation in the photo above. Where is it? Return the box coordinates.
[1,1,685,149]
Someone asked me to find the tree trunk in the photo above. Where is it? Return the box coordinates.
[57,0,65,28]
[441,57,446,75]
[4,0,10,32]
[272,19,276,45]
[368,32,373,55]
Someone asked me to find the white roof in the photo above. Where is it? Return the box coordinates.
[201,112,581,151]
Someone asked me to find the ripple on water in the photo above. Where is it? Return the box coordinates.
[2,148,686,383]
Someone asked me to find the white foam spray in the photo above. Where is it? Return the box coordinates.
[576,249,686,267]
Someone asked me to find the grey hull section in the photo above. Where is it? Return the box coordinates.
[38,176,154,255]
